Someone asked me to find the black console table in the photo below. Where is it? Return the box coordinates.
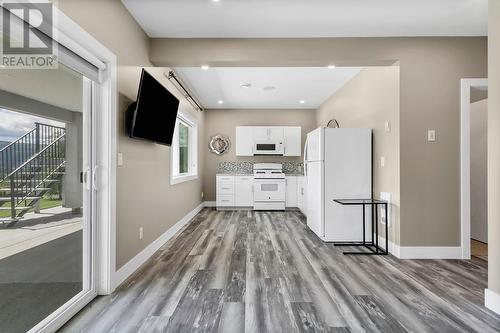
[333,199,388,255]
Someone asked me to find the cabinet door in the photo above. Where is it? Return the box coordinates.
[235,180,254,206]
[253,127,269,141]
[284,127,301,156]
[286,176,297,207]
[297,176,306,214]
[268,127,284,142]
[236,127,254,156]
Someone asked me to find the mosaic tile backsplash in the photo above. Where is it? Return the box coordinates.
[217,161,304,175]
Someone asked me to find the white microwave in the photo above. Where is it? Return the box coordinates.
[253,141,284,155]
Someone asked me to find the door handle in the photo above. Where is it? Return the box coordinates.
[83,167,91,191]
[92,165,99,191]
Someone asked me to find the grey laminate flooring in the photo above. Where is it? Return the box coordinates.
[60,209,500,333]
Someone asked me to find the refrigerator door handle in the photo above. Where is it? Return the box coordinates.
[303,136,308,180]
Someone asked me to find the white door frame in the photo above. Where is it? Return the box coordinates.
[13,4,118,333]
[460,78,488,260]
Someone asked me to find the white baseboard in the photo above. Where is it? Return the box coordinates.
[485,289,500,315]
[113,202,205,289]
[375,235,400,257]
[204,201,216,207]
[376,235,462,259]
[398,246,462,259]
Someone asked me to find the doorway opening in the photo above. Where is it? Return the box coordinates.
[460,79,488,260]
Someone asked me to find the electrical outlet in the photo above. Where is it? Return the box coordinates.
[201,191,204,198]
[117,153,124,166]
[427,130,436,142]
[380,156,385,167]
[139,227,143,240]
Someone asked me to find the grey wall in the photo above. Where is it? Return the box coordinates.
[316,66,400,245]
[203,109,316,201]
[151,37,487,247]
[57,0,205,269]
[470,99,487,243]
[488,1,500,296]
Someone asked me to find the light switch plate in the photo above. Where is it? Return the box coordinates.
[427,130,436,142]
[380,192,391,227]
[117,153,124,166]
[380,156,385,167]
[385,121,391,132]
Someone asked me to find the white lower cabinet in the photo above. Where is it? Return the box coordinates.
[297,176,307,215]
[216,174,305,211]
[216,175,235,208]
[217,175,254,209]
[285,176,297,207]
[235,176,254,206]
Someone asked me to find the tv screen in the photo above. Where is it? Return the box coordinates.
[127,69,180,146]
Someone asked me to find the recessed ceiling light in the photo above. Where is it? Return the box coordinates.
[201,65,209,70]
[241,83,252,89]
[263,86,276,91]
[218,100,224,104]
[212,0,220,2]
[299,100,306,104]
[327,65,336,69]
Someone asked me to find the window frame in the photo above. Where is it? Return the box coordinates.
[170,110,198,185]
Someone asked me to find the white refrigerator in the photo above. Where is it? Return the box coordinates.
[304,127,372,242]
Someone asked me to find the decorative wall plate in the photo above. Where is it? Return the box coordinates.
[209,134,231,155]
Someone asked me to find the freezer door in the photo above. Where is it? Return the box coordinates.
[306,160,324,238]
[323,128,373,241]
[305,128,323,162]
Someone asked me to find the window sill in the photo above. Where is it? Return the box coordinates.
[170,174,198,185]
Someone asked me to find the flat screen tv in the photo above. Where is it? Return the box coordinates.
[126,69,180,146]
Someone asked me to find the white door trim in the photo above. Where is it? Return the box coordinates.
[22,4,117,333]
[460,79,488,260]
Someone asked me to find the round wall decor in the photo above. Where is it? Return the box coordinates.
[209,134,231,155]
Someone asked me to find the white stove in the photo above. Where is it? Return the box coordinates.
[253,163,286,210]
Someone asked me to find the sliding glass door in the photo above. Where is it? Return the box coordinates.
[0,60,95,333]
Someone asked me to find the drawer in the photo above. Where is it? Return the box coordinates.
[216,175,235,183]
[216,194,234,207]
[217,182,235,194]
[235,176,253,183]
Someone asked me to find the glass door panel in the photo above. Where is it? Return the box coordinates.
[0,61,93,333]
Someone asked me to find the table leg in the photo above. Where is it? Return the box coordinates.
[375,204,379,253]
[362,203,366,245]
[385,203,388,255]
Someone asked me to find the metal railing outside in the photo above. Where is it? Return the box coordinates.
[0,123,65,182]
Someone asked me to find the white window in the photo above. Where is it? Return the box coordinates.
[170,110,198,185]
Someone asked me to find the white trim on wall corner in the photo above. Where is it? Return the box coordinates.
[376,235,400,258]
[398,246,462,259]
[485,289,500,315]
[112,202,205,290]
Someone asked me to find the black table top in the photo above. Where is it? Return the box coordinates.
[333,199,388,205]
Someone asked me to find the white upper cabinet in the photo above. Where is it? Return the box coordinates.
[236,126,301,156]
[284,127,301,156]
[236,126,254,156]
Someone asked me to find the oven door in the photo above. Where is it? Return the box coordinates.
[254,179,286,201]
[253,142,284,155]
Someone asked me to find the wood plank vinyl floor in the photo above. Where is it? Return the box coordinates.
[60,209,500,333]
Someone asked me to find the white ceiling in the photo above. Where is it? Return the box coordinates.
[174,67,363,109]
[122,0,487,38]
